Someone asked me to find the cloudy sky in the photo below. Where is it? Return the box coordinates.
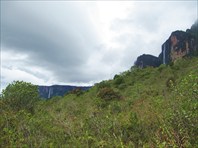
[1,1,197,91]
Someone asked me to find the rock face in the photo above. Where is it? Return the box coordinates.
[135,21,198,68]
[158,30,197,64]
[38,85,91,99]
[135,54,161,68]
[187,20,198,41]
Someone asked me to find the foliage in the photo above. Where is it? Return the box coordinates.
[69,88,84,96]
[157,63,166,72]
[154,73,198,147]
[97,87,122,100]
[2,81,39,112]
[95,80,111,90]
[166,76,176,89]
[113,74,125,86]
[121,112,148,147]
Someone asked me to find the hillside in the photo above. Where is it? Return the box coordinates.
[1,57,198,147]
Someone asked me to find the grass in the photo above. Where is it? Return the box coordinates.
[0,57,198,147]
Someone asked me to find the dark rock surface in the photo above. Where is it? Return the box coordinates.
[134,54,161,68]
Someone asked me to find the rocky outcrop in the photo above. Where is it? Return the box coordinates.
[187,20,198,41]
[158,30,197,64]
[135,21,198,68]
[135,54,161,68]
[158,21,198,64]
[38,85,91,99]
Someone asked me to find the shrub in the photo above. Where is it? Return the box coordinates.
[95,81,111,90]
[117,84,127,90]
[2,81,39,112]
[175,74,198,100]
[111,102,122,114]
[114,75,124,86]
[157,74,198,147]
[122,112,147,147]
[171,64,180,71]
[166,77,176,89]
[113,74,120,80]
[169,61,174,67]
[158,64,166,72]
[97,87,121,100]
[69,88,84,96]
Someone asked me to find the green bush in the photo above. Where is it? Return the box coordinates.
[122,112,147,147]
[156,74,198,147]
[69,88,84,96]
[114,75,125,86]
[95,81,111,90]
[158,64,166,72]
[175,74,198,100]
[166,77,176,89]
[113,74,120,80]
[97,87,121,100]
[117,84,127,90]
[2,81,39,112]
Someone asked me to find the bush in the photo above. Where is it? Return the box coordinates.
[157,74,198,147]
[114,75,125,86]
[117,84,127,90]
[158,64,166,72]
[95,81,111,90]
[175,74,198,100]
[113,74,120,80]
[69,88,84,96]
[2,81,39,112]
[97,87,121,100]
[122,112,147,147]
[166,77,176,89]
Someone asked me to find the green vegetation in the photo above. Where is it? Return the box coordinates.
[1,57,198,147]
[1,81,39,112]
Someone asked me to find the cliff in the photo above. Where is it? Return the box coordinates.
[135,21,198,67]
[158,30,197,64]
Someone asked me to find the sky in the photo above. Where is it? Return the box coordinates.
[1,1,197,92]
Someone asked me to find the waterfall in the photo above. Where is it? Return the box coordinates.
[48,87,51,99]
[163,44,166,64]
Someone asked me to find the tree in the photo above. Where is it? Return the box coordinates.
[2,81,39,112]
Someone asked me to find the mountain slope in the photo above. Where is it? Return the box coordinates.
[1,57,198,147]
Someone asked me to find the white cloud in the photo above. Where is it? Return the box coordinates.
[1,50,56,91]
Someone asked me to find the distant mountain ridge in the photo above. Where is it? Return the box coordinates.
[38,85,91,99]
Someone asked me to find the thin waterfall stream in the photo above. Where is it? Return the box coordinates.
[48,87,51,99]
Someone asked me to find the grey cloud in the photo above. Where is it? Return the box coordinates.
[1,1,100,83]
[1,1,197,89]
